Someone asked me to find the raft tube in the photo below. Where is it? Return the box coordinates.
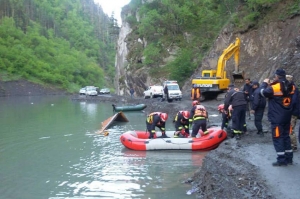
[120,127,227,151]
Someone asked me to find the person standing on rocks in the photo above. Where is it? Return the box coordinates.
[191,84,201,102]
[224,84,247,140]
[250,81,267,136]
[164,85,169,102]
[243,78,253,120]
[286,75,299,152]
[260,69,295,166]
[146,112,169,139]
[130,87,135,99]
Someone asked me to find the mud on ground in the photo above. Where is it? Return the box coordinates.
[2,80,299,199]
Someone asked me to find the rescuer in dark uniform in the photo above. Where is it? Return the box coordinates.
[260,68,295,166]
[224,84,247,140]
[250,81,267,136]
[189,103,209,138]
[146,112,168,139]
[173,111,190,138]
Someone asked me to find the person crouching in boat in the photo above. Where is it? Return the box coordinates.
[146,112,169,139]
[189,101,209,138]
[173,111,190,138]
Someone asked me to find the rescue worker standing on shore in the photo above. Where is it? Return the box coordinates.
[224,84,247,140]
[250,81,267,136]
[191,84,201,101]
[286,75,299,152]
[173,111,190,138]
[146,112,169,139]
[260,69,295,166]
[189,101,209,138]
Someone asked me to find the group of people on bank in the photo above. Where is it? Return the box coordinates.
[219,68,299,166]
[146,100,209,139]
[145,68,299,167]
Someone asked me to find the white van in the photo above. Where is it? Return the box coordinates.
[163,80,182,101]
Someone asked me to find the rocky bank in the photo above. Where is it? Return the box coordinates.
[1,80,300,199]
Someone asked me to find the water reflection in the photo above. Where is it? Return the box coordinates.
[0,97,206,199]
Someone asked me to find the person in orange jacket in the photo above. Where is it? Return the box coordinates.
[191,84,201,101]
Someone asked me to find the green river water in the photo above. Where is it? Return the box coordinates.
[0,96,205,199]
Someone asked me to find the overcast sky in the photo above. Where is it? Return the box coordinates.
[94,0,131,25]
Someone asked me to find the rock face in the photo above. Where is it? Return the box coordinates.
[115,10,300,96]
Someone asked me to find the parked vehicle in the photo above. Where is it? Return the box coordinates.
[143,85,164,99]
[163,80,182,101]
[79,87,87,95]
[99,88,110,94]
[85,86,98,96]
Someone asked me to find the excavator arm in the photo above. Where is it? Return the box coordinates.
[215,38,244,82]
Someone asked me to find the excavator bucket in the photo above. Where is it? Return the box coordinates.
[232,71,244,83]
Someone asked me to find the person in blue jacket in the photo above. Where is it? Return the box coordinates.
[250,81,266,136]
[260,68,295,166]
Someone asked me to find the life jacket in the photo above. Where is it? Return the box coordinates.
[193,105,207,118]
[147,112,162,124]
[191,88,201,100]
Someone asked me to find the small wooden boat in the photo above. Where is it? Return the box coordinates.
[112,104,147,112]
[120,127,227,151]
[99,112,129,134]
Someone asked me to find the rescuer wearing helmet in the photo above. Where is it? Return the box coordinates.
[146,112,169,139]
[189,103,209,138]
[192,100,200,106]
[173,111,190,138]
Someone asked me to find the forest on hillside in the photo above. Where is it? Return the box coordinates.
[0,0,119,92]
[123,0,300,86]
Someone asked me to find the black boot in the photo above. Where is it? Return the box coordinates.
[257,130,264,137]
[272,161,287,166]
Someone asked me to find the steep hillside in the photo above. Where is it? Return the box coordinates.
[115,0,300,97]
[183,16,300,91]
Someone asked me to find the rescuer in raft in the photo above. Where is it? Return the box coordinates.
[146,112,169,139]
[173,111,190,138]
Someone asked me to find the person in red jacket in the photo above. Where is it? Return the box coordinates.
[173,111,190,138]
[146,112,168,139]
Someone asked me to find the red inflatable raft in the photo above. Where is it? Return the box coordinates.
[120,127,227,151]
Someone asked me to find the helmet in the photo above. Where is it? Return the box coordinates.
[192,100,199,106]
[182,111,190,119]
[160,113,168,122]
[218,104,224,111]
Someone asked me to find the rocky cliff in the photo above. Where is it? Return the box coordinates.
[115,5,300,97]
